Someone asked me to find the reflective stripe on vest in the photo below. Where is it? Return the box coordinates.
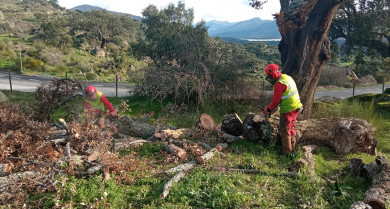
[279,79,298,100]
[277,74,303,114]
[86,91,105,111]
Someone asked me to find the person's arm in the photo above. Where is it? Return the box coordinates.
[267,82,287,111]
[100,94,115,112]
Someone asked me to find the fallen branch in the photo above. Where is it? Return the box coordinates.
[113,139,148,150]
[161,171,186,199]
[165,161,197,174]
[196,146,222,164]
[204,167,297,178]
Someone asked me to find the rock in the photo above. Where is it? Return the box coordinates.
[0,91,9,104]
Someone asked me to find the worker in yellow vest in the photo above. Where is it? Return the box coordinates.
[263,64,303,154]
[83,86,117,128]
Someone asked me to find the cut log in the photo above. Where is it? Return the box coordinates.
[197,142,212,151]
[220,132,242,143]
[196,146,222,164]
[165,144,187,159]
[296,118,377,155]
[195,113,215,131]
[161,171,186,199]
[116,116,155,139]
[348,156,390,209]
[242,113,276,144]
[87,151,99,162]
[113,138,148,151]
[165,161,197,174]
[221,114,244,136]
[160,128,191,141]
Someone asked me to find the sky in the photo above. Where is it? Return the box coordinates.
[57,0,281,23]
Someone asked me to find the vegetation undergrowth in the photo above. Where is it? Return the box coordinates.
[2,91,389,208]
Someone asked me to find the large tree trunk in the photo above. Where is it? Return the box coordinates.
[276,0,345,119]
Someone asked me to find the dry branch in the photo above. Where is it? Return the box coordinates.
[161,171,186,199]
[196,146,222,164]
[165,161,197,174]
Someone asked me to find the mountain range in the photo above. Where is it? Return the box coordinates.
[70,5,280,40]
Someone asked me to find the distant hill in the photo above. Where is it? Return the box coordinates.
[206,17,280,40]
[70,4,142,21]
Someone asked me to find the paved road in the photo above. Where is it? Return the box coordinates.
[0,70,388,98]
[314,84,389,99]
[0,70,134,97]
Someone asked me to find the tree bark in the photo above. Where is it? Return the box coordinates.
[116,116,155,139]
[276,0,345,119]
[221,114,244,136]
[296,118,377,155]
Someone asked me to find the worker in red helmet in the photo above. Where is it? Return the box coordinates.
[83,86,116,128]
[263,64,303,154]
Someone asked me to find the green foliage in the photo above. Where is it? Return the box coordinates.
[325,178,352,200]
[119,142,165,159]
[58,175,130,208]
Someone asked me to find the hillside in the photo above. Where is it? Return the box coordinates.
[206,17,280,39]
[70,4,142,21]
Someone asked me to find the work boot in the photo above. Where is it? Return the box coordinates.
[282,135,293,155]
[291,134,297,151]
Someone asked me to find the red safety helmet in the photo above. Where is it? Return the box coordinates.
[265,64,281,79]
[85,86,97,101]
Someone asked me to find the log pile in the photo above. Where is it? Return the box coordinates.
[348,156,390,209]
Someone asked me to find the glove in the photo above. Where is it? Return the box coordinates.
[106,111,117,117]
[263,107,271,115]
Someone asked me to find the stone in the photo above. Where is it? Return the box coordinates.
[0,91,9,104]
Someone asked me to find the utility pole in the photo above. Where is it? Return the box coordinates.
[19,42,22,72]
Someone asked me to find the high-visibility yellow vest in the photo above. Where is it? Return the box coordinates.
[85,91,105,112]
[277,74,303,114]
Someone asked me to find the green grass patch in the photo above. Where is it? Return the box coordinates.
[1,89,35,104]
[0,58,15,69]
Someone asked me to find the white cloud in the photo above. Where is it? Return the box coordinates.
[57,0,280,23]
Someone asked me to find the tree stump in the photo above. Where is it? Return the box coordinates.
[221,113,244,136]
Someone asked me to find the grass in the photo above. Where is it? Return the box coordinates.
[2,91,390,208]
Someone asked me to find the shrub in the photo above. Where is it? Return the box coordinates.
[75,62,91,73]
[318,65,351,87]
[41,47,65,66]
[85,72,97,80]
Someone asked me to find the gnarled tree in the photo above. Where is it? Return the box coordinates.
[250,0,345,119]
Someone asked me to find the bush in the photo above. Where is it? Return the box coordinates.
[41,47,65,66]
[75,62,91,73]
[318,65,351,87]
[85,72,97,80]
